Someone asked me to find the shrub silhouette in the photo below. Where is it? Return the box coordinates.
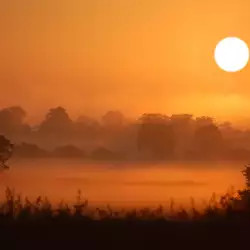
[14,142,49,158]
[0,164,249,222]
[0,165,250,248]
[52,145,86,158]
[91,147,120,161]
[0,135,14,169]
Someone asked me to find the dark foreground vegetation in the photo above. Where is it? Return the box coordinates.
[1,166,250,249]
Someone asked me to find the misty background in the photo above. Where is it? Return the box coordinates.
[1,0,250,209]
[1,0,250,125]
[1,105,250,162]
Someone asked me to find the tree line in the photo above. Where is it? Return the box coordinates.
[1,105,250,161]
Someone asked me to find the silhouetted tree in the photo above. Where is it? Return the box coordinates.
[139,113,170,124]
[0,106,30,136]
[0,135,14,169]
[101,111,127,153]
[74,115,101,140]
[170,114,194,159]
[137,114,175,160]
[193,124,224,160]
[195,116,215,128]
[2,104,250,162]
[102,111,124,130]
[77,115,99,127]
[219,121,233,133]
[14,143,49,158]
[38,107,73,136]
[52,145,85,158]
[225,148,250,161]
[91,147,120,161]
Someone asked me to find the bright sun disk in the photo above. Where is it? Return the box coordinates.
[214,37,249,72]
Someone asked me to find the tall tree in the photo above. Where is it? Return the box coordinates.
[0,106,29,135]
[74,115,101,140]
[194,124,224,159]
[39,107,73,136]
[0,135,14,169]
[170,114,194,158]
[102,111,124,129]
[137,114,175,160]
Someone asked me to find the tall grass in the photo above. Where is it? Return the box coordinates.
[0,165,250,223]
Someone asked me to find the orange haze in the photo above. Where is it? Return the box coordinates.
[1,0,250,124]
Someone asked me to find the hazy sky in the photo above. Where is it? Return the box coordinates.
[1,0,250,124]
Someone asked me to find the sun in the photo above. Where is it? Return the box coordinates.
[214,37,249,72]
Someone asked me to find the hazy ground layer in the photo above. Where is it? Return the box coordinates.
[0,159,245,209]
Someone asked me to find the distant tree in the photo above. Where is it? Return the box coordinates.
[77,115,99,127]
[193,124,224,159]
[38,107,73,136]
[139,113,170,124]
[101,111,127,152]
[137,114,175,160]
[14,143,49,158]
[0,135,14,169]
[225,148,250,161]
[170,114,194,159]
[74,115,101,140]
[195,116,215,128]
[91,147,121,161]
[170,114,193,123]
[218,122,233,137]
[52,145,85,158]
[102,111,124,129]
[219,121,232,130]
[0,106,30,135]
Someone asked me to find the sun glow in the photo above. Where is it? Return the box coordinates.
[214,37,249,72]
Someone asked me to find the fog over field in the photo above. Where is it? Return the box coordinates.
[0,160,245,209]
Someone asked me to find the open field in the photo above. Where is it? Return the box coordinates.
[0,159,245,209]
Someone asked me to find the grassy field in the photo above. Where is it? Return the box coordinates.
[1,166,250,249]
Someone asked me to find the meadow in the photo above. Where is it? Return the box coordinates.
[0,159,246,209]
[0,160,249,249]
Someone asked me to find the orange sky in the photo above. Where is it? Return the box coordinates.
[0,0,250,124]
